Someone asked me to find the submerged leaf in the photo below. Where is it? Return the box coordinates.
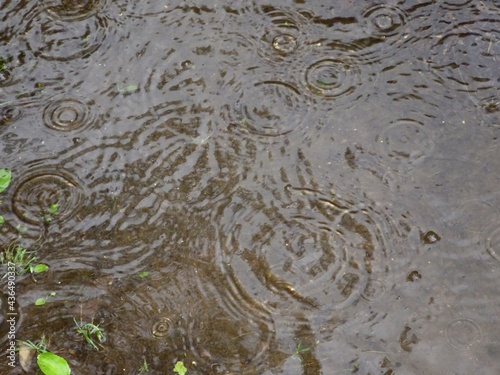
[0,168,11,193]
[37,352,71,375]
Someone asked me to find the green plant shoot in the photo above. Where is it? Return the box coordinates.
[173,361,187,375]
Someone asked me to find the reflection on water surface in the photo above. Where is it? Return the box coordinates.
[0,0,499,374]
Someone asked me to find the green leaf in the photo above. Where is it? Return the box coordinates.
[0,168,11,193]
[37,352,71,375]
[0,215,4,224]
[33,263,49,273]
[138,271,150,279]
[48,203,59,215]
[35,298,46,306]
[173,361,187,375]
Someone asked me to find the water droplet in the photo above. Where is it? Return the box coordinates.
[421,231,441,244]
[272,34,298,54]
[445,318,482,350]
[0,106,22,126]
[406,270,422,282]
[151,317,172,337]
[362,5,407,38]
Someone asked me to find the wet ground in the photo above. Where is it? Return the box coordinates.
[0,0,499,374]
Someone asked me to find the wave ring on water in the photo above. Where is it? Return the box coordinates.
[43,98,92,132]
[234,80,308,137]
[445,318,482,350]
[43,97,94,132]
[151,317,173,338]
[40,0,110,22]
[305,59,359,98]
[12,169,84,225]
[362,4,407,38]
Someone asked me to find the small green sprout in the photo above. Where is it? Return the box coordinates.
[35,292,56,306]
[117,84,139,94]
[138,271,150,279]
[139,358,149,373]
[74,318,105,351]
[173,361,187,375]
[1,242,37,277]
[40,203,59,223]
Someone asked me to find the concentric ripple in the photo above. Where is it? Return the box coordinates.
[216,184,407,315]
[445,318,482,350]
[305,59,360,99]
[12,168,84,225]
[376,118,435,169]
[27,13,109,61]
[43,96,95,132]
[40,0,110,22]
[233,80,309,137]
[0,106,22,126]
[362,4,407,38]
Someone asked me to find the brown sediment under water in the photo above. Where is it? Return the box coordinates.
[0,0,499,374]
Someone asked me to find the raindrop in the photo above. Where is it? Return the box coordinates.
[40,0,110,22]
[421,231,441,244]
[0,106,22,126]
[12,169,84,225]
[305,59,359,98]
[43,97,94,132]
[272,34,298,54]
[151,317,172,338]
[362,5,407,38]
[445,318,482,350]
[406,270,422,282]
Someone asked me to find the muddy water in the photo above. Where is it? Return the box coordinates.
[0,0,499,374]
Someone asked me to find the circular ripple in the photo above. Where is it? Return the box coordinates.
[234,80,308,137]
[445,318,482,350]
[377,119,435,166]
[12,169,84,225]
[151,317,172,338]
[362,5,407,38]
[40,0,109,22]
[28,14,108,61]
[361,278,387,302]
[216,185,407,315]
[43,97,94,132]
[272,34,298,54]
[486,225,500,262]
[305,59,360,98]
[0,106,22,126]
